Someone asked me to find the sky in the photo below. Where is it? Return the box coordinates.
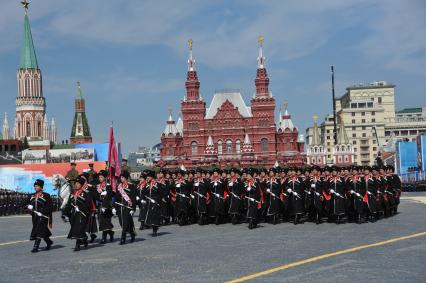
[0,0,425,155]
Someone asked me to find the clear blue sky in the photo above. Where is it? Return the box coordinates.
[0,1,425,154]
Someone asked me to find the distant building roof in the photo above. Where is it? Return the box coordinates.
[396,108,422,114]
[205,91,252,119]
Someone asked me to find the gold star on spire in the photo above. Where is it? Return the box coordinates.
[258,35,264,47]
[188,38,193,51]
[21,0,29,14]
[285,100,289,110]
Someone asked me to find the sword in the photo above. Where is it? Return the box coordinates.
[245,196,260,204]
[304,190,311,195]
[71,204,87,217]
[213,193,224,200]
[177,193,190,199]
[332,191,345,199]
[115,202,133,210]
[146,196,160,207]
[33,210,49,219]
[292,191,302,200]
[194,191,207,199]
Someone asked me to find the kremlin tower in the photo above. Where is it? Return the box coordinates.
[70,82,92,144]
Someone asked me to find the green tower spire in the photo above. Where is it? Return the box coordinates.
[20,13,38,69]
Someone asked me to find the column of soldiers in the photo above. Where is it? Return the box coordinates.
[26,164,402,253]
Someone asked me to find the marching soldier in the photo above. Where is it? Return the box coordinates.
[209,168,228,225]
[285,168,305,225]
[386,165,400,215]
[114,171,137,244]
[64,176,92,251]
[362,166,378,222]
[83,174,99,243]
[307,166,324,224]
[174,169,191,226]
[193,169,209,225]
[265,167,282,225]
[326,167,347,224]
[347,166,366,223]
[228,168,244,225]
[143,170,163,236]
[97,170,115,244]
[27,179,53,253]
[244,168,261,229]
[137,172,148,230]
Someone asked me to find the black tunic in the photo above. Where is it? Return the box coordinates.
[228,177,244,216]
[144,180,164,227]
[326,176,347,216]
[85,185,98,235]
[174,179,191,217]
[209,178,227,217]
[193,178,208,215]
[29,192,53,240]
[308,175,324,213]
[115,182,137,234]
[97,182,114,231]
[64,189,92,240]
[363,175,377,213]
[286,177,305,215]
[244,180,261,219]
[137,181,148,223]
[348,175,366,215]
[265,177,282,216]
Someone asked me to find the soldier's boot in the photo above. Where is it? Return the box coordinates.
[31,239,41,253]
[83,237,88,248]
[130,233,136,243]
[316,212,321,225]
[152,226,158,237]
[109,230,115,242]
[215,216,220,225]
[139,221,145,230]
[100,231,107,244]
[294,214,299,225]
[273,215,277,225]
[119,232,126,245]
[90,234,97,243]
[248,219,253,229]
[74,240,81,252]
[44,237,53,250]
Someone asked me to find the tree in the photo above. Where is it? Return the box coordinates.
[23,136,29,149]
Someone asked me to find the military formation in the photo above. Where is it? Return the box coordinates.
[25,163,402,253]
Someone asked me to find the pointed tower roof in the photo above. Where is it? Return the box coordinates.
[187,38,195,71]
[279,101,297,131]
[204,135,217,155]
[20,12,38,69]
[176,113,183,135]
[337,113,349,144]
[254,35,270,97]
[76,81,83,99]
[311,114,321,146]
[163,109,178,135]
[257,35,266,69]
[242,133,254,153]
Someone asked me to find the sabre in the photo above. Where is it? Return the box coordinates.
[332,191,345,199]
[115,202,133,210]
[33,210,49,219]
[213,193,224,200]
[304,190,312,195]
[71,204,87,217]
[193,191,207,199]
[146,196,160,207]
[292,191,302,200]
[245,196,260,204]
[177,193,190,199]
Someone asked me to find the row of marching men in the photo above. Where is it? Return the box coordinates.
[25,164,401,252]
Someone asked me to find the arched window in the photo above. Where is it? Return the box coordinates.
[168,144,173,156]
[236,140,241,154]
[26,121,31,136]
[37,122,41,137]
[191,141,198,155]
[217,140,222,154]
[226,139,232,154]
[261,138,268,152]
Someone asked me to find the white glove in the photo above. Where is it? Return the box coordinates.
[247,186,252,191]
[287,188,292,193]
[311,184,316,188]
[141,200,146,204]
[130,210,135,216]
[176,184,181,188]
[75,206,80,212]
[136,196,140,201]
[214,182,218,186]
[350,190,354,194]
[195,182,199,187]
[229,182,234,186]
[27,205,33,210]
[112,208,117,215]
[330,189,335,194]
[101,191,107,196]
[101,207,106,213]
[266,189,271,193]
[35,211,42,217]
[190,194,195,199]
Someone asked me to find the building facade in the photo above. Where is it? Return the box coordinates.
[159,38,305,169]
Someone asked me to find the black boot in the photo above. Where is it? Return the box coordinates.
[83,237,88,248]
[109,230,115,242]
[119,233,126,245]
[152,226,158,237]
[90,234,97,243]
[130,233,136,243]
[74,240,81,252]
[31,239,41,253]
[139,222,144,230]
[100,231,107,244]
[294,214,299,225]
[215,216,220,225]
[44,237,53,250]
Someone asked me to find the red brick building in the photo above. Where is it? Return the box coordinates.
[160,38,305,169]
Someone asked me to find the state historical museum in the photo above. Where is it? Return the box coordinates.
[159,38,305,169]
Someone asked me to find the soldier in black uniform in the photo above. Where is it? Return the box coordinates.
[193,168,209,225]
[285,168,305,225]
[27,179,53,253]
[209,168,228,225]
[64,176,93,251]
[114,171,137,245]
[82,173,99,243]
[227,168,244,225]
[265,167,282,225]
[347,166,366,223]
[137,172,148,230]
[386,165,400,214]
[244,168,261,229]
[143,170,164,236]
[97,170,115,244]
[326,167,347,224]
[174,169,191,226]
[362,166,378,222]
[306,166,324,224]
